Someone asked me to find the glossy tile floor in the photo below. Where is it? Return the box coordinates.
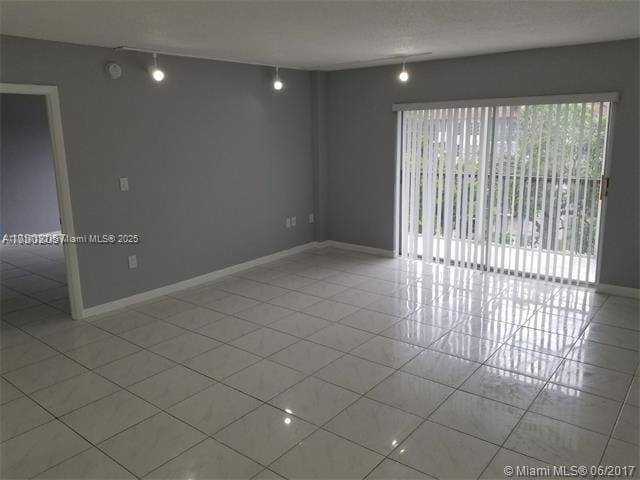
[1,244,638,479]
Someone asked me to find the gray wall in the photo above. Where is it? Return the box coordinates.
[1,93,59,235]
[326,39,639,289]
[0,35,315,307]
[2,34,637,306]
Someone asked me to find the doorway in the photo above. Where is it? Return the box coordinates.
[395,93,616,286]
[0,84,83,318]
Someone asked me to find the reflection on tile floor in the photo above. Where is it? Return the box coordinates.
[1,244,639,479]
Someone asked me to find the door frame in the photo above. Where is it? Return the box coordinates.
[1,83,84,319]
[393,113,402,257]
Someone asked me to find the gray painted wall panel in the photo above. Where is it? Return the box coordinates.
[1,93,59,234]
[326,39,639,289]
[1,36,315,307]
[2,35,636,299]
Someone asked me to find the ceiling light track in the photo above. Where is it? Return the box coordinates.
[114,46,304,71]
[310,51,432,71]
[113,47,431,88]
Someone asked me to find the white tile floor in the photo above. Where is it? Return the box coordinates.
[1,244,639,479]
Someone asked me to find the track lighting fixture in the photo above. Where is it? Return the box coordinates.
[149,53,165,82]
[398,62,409,83]
[273,67,284,91]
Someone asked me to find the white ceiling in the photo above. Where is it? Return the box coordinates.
[1,0,638,70]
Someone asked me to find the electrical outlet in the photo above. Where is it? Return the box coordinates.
[285,217,291,229]
[308,213,314,224]
[291,216,297,227]
[119,177,129,191]
[128,255,137,269]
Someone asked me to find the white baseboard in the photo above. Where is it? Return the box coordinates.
[596,283,640,299]
[81,241,320,319]
[80,237,638,319]
[317,240,395,258]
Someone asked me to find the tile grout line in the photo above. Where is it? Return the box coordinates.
[259,282,553,478]
[140,265,492,477]
[3,277,362,478]
[593,364,638,473]
[475,294,614,478]
[2,248,636,479]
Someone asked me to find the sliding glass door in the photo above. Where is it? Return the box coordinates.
[397,95,614,285]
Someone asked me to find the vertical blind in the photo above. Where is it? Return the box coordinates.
[398,98,613,285]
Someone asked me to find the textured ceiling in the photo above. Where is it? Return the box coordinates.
[1,0,638,70]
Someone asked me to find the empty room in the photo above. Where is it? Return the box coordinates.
[0,1,638,479]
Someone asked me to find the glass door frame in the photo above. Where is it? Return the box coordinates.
[393,93,618,287]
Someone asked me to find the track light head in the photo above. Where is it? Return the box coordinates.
[273,67,284,91]
[398,62,409,83]
[149,53,165,82]
[151,68,165,82]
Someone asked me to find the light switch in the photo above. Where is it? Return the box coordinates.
[128,255,137,269]
[308,213,315,224]
[285,218,291,229]
[291,216,297,227]
[119,177,129,191]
